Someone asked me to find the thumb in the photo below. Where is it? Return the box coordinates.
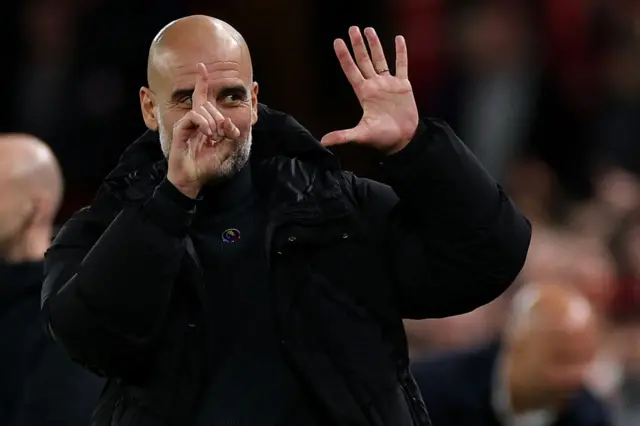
[321,128,360,147]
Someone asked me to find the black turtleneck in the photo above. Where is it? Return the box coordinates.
[189,166,317,426]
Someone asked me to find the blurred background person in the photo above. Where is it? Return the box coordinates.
[0,135,62,263]
[412,281,611,426]
[0,134,103,426]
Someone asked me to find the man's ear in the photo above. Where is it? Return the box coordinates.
[140,87,159,131]
[250,82,259,125]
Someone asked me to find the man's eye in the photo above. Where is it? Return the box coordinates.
[224,94,244,103]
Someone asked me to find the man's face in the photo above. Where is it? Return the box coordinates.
[0,183,32,255]
[542,328,598,391]
[517,324,599,408]
[141,41,258,180]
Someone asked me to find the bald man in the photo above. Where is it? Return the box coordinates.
[0,134,62,262]
[413,282,612,426]
[42,15,530,426]
[0,134,103,426]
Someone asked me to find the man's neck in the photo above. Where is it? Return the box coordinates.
[198,165,254,215]
[494,354,556,426]
[1,236,48,264]
[504,357,539,413]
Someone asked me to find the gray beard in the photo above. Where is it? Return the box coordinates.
[157,116,252,182]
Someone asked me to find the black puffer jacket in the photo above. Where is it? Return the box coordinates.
[42,104,531,426]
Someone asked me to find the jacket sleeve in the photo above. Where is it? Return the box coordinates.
[352,119,531,319]
[42,178,196,378]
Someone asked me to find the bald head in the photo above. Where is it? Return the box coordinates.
[147,15,252,91]
[0,134,62,204]
[508,281,596,338]
[0,134,63,261]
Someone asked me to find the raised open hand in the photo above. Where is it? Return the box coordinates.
[321,27,419,155]
[167,63,241,198]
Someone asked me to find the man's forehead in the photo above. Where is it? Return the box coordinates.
[154,48,251,90]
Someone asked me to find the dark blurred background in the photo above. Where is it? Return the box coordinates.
[3,0,640,424]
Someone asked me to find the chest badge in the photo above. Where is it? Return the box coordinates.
[221,228,241,243]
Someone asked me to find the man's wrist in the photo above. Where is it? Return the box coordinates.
[166,175,200,199]
[380,121,427,167]
[143,178,197,236]
[384,120,421,156]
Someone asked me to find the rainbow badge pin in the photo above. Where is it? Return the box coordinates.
[221,228,241,243]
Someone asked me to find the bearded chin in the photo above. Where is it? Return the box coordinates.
[217,131,252,179]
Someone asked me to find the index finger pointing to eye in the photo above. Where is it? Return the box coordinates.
[192,63,209,109]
